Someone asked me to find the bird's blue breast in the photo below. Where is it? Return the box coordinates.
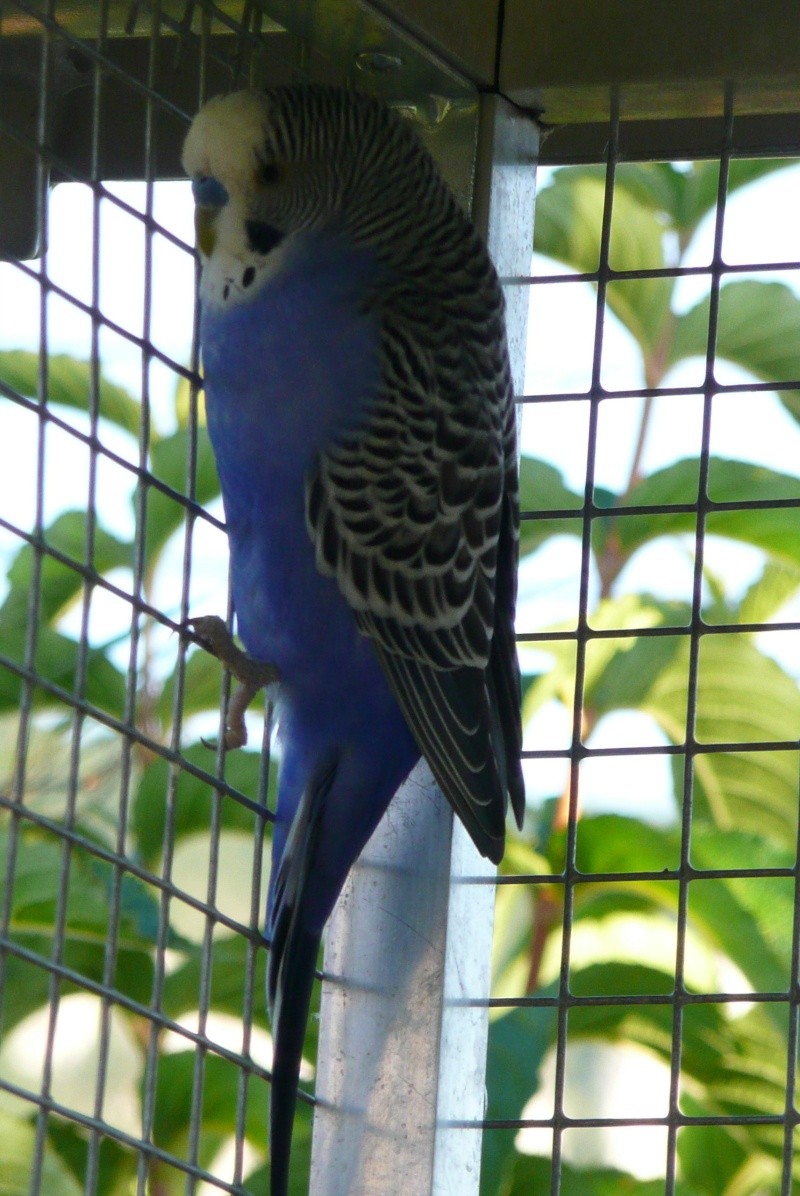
[199,232,383,704]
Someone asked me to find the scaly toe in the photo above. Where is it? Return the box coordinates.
[187,614,280,751]
[186,615,236,661]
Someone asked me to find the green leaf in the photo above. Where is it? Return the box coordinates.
[173,373,205,429]
[490,883,535,1001]
[519,456,583,512]
[604,181,673,349]
[535,167,665,275]
[521,594,672,720]
[561,966,790,1184]
[1,510,131,629]
[518,457,583,558]
[564,964,779,1090]
[151,1051,266,1153]
[689,828,794,1001]
[0,1111,83,1196]
[670,281,800,419]
[521,660,574,723]
[617,457,800,569]
[537,160,795,253]
[599,621,800,842]
[684,634,800,842]
[534,169,604,271]
[612,162,688,222]
[481,998,558,1196]
[677,1100,752,1196]
[492,840,552,999]
[158,644,232,723]
[0,623,126,718]
[149,1051,313,1195]
[46,1122,137,1196]
[534,171,673,350]
[0,825,159,1029]
[671,159,795,241]
[243,1107,313,1196]
[738,560,800,624]
[569,817,794,1018]
[162,935,268,1023]
[245,1136,313,1196]
[525,453,800,577]
[132,742,275,865]
[0,350,142,439]
[2,827,157,949]
[687,1004,790,1120]
[527,590,800,843]
[567,962,698,1049]
[586,595,684,700]
[138,426,220,574]
[0,716,130,840]
[502,1155,697,1196]
[574,813,678,875]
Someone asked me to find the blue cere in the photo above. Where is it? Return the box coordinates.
[192,175,229,208]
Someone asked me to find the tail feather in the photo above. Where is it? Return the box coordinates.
[266,753,338,1196]
[268,928,321,1196]
[491,490,525,829]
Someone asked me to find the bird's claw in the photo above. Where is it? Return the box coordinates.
[185,615,280,750]
[186,615,242,666]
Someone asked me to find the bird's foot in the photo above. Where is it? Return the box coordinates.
[186,615,280,749]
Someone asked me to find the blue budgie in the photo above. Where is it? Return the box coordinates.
[182,85,524,1195]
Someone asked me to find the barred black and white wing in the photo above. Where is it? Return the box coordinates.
[306,275,525,863]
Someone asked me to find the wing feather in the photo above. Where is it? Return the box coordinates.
[305,278,524,859]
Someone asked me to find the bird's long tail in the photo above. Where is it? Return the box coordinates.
[268,927,320,1196]
[266,753,338,1196]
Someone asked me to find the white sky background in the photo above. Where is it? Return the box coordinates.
[2,165,800,824]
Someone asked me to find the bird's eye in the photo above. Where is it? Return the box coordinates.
[192,175,229,208]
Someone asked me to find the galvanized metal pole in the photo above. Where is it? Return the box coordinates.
[309,94,539,1196]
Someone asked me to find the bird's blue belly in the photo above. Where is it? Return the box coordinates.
[198,236,407,743]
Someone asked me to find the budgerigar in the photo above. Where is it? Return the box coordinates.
[182,86,524,1195]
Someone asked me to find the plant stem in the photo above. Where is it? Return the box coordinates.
[527,708,594,992]
[625,393,655,495]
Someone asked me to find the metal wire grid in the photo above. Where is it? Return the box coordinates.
[478,91,800,1193]
[0,3,295,1192]
[1,6,800,1196]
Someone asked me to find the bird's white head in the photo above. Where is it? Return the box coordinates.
[183,85,450,309]
[182,90,290,306]
[182,90,270,214]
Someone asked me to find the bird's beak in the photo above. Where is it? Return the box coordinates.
[195,206,218,257]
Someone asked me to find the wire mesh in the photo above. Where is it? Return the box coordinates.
[0,3,282,1193]
[1,3,800,1195]
[481,89,800,1195]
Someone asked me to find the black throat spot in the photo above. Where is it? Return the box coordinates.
[245,220,284,256]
